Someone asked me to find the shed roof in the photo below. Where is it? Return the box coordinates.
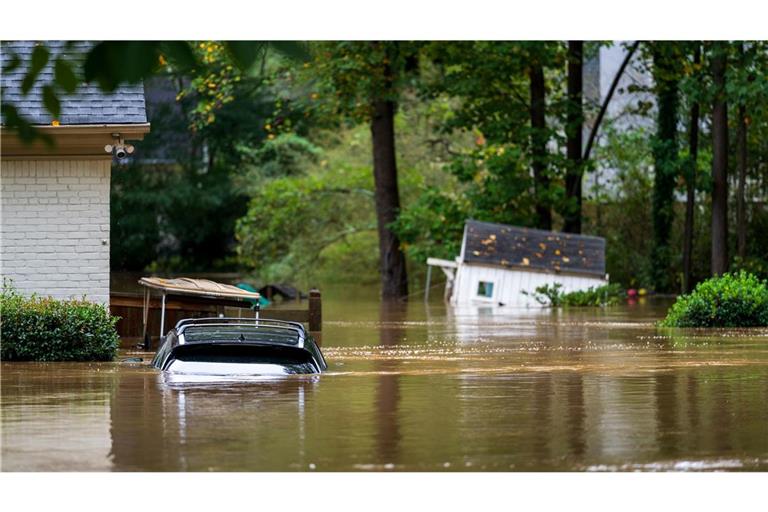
[1,41,147,126]
[461,220,606,278]
[139,277,260,301]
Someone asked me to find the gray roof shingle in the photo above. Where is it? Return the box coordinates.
[1,41,147,126]
[462,220,607,278]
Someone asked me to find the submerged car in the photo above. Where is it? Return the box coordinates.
[151,317,327,376]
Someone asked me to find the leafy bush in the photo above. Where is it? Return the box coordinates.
[1,283,120,361]
[524,283,624,307]
[524,283,566,307]
[561,283,625,307]
[660,271,768,327]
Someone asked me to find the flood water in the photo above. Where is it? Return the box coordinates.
[2,287,767,471]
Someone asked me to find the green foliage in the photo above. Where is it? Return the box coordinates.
[730,206,768,281]
[524,283,566,307]
[732,257,768,281]
[306,42,422,122]
[234,124,374,284]
[238,133,321,181]
[524,282,624,307]
[390,187,469,263]
[233,86,472,285]
[588,126,655,288]
[112,161,249,272]
[110,43,294,272]
[649,42,683,293]
[12,39,768,293]
[111,84,252,273]
[421,41,571,228]
[660,271,768,327]
[235,152,376,285]
[561,283,625,306]
[2,40,306,143]
[0,282,120,361]
[424,41,564,143]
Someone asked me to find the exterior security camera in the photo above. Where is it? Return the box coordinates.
[107,134,133,160]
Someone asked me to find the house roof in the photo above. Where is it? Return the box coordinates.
[461,220,606,278]
[1,41,147,126]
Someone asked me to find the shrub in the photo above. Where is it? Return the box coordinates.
[524,283,624,307]
[660,271,768,327]
[524,283,566,307]
[562,283,625,307]
[1,282,120,361]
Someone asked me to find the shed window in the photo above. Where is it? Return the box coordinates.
[477,281,494,298]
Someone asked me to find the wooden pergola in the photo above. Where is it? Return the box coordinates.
[138,277,262,342]
[110,277,322,350]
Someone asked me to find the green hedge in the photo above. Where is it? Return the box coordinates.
[1,283,120,361]
[660,271,768,327]
[524,283,624,307]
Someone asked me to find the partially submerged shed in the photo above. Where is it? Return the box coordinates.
[427,220,608,307]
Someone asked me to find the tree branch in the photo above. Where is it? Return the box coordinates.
[583,41,641,162]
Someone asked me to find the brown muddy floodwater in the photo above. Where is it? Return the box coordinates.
[2,290,767,471]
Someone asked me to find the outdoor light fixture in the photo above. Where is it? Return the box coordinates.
[105,133,134,159]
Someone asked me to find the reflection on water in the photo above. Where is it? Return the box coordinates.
[2,293,767,471]
[108,371,320,471]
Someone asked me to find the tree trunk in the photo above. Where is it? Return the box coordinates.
[737,45,748,260]
[650,44,680,293]
[711,45,729,276]
[682,46,700,294]
[529,61,551,231]
[564,41,584,234]
[371,98,409,299]
[737,103,747,259]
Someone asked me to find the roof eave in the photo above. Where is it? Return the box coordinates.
[12,123,151,136]
[462,260,608,280]
[0,123,151,159]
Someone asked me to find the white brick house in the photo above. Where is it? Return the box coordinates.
[1,41,149,304]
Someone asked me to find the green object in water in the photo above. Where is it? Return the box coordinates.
[236,282,271,308]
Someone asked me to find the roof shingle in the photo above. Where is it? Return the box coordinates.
[462,220,607,278]
[1,41,147,126]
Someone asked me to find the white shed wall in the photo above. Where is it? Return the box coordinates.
[452,263,607,307]
[1,159,111,304]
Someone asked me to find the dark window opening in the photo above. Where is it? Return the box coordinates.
[477,281,494,298]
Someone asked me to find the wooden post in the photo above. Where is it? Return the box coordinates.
[308,289,322,345]
[159,292,166,339]
[141,287,151,350]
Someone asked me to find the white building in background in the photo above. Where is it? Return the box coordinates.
[583,42,655,199]
[1,41,150,304]
[427,220,609,307]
